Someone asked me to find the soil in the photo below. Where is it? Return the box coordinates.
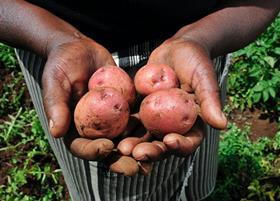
[227,107,279,141]
[0,61,69,200]
[0,61,32,118]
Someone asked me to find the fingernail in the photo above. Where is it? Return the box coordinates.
[165,139,179,149]
[49,119,54,130]
[137,154,149,161]
[138,161,148,175]
[153,141,167,152]
[138,161,152,175]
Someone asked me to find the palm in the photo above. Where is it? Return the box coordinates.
[41,38,143,176]
[119,39,227,162]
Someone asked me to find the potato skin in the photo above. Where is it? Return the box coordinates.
[139,88,197,138]
[74,87,129,139]
[88,66,135,106]
[134,64,179,96]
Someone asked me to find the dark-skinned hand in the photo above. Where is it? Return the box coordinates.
[42,36,143,176]
[117,38,228,172]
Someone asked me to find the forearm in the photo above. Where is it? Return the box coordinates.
[172,0,280,58]
[0,0,84,57]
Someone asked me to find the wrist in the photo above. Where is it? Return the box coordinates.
[166,26,212,58]
[45,31,88,57]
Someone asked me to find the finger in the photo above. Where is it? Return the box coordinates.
[163,120,204,156]
[138,161,153,175]
[117,131,151,156]
[132,141,167,161]
[130,113,140,120]
[42,61,72,138]
[71,81,88,106]
[170,45,227,129]
[148,42,227,129]
[90,42,117,69]
[190,61,227,129]
[118,137,141,156]
[104,153,139,176]
[64,129,114,160]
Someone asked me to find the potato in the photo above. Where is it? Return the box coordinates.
[74,87,129,139]
[134,63,179,95]
[88,65,135,106]
[139,88,197,138]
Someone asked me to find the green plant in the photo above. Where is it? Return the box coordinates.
[0,43,29,117]
[0,108,67,201]
[241,179,280,201]
[0,43,17,69]
[206,125,280,201]
[228,16,280,113]
[0,44,68,200]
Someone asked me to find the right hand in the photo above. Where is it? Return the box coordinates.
[42,34,142,176]
[118,38,228,168]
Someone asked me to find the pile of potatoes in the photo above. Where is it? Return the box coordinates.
[74,64,198,141]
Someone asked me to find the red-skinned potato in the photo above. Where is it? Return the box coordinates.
[134,63,179,96]
[74,87,129,139]
[88,65,135,106]
[139,88,197,138]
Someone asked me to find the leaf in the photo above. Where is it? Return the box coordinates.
[268,88,276,98]
[248,98,253,107]
[249,66,261,78]
[262,90,269,102]
[273,47,280,55]
[252,93,262,103]
[264,56,276,68]
[14,170,27,186]
[253,84,263,92]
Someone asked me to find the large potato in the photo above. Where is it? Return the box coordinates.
[134,63,179,95]
[139,88,197,138]
[74,87,129,139]
[88,65,135,106]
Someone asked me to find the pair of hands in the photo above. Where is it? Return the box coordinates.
[42,35,227,176]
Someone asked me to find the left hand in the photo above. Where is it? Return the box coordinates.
[118,37,227,170]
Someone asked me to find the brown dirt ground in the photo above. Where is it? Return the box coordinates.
[227,108,279,141]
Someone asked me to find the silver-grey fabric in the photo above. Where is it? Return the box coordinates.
[15,42,229,201]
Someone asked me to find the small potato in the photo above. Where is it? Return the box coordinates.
[139,88,197,138]
[88,65,135,106]
[134,63,179,96]
[74,87,129,139]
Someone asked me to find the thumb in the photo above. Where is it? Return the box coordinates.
[42,61,72,138]
[41,42,116,138]
[148,40,227,129]
[190,60,227,129]
[168,43,227,129]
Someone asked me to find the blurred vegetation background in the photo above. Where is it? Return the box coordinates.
[0,17,279,201]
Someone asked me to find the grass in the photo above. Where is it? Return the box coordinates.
[0,43,67,201]
[0,108,66,201]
